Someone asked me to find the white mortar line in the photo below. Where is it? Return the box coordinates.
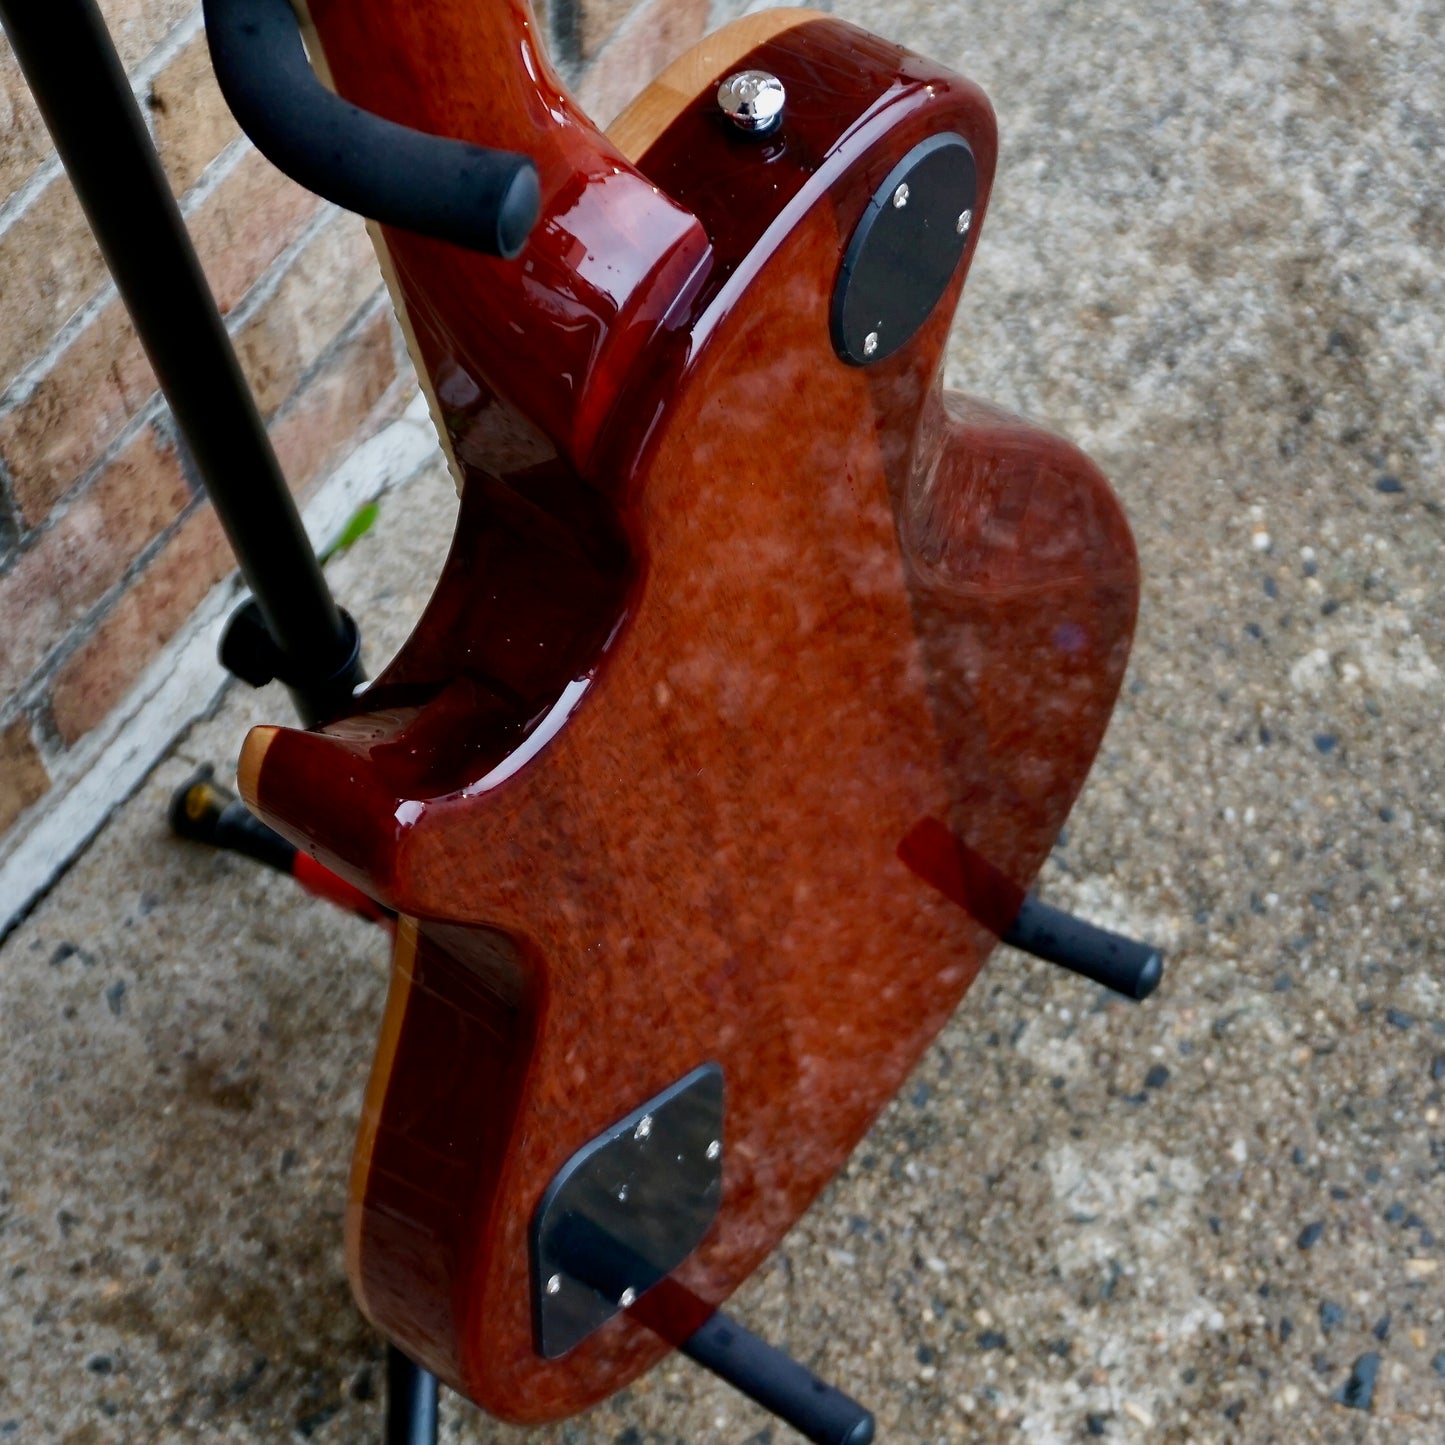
[131,8,207,100]
[0,136,253,417]
[0,155,66,241]
[0,276,116,414]
[0,391,440,939]
[0,9,207,242]
[220,203,341,336]
[176,132,253,218]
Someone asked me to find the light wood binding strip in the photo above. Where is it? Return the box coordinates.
[606,8,825,162]
[236,726,276,813]
[345,913,421,1316]
[238,725,421,1325]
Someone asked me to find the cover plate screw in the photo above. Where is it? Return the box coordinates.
[956,207,973,235]
[893,183,910,208]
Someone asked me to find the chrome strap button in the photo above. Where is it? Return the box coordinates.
[717,70,786,135]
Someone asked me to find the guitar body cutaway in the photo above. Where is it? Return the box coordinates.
[241,4,1138,1421]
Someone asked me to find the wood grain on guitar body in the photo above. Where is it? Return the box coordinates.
[238,0,1140,1422]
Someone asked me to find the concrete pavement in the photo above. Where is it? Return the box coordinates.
[2,0,1442,1439]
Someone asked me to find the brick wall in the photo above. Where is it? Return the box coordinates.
[0,0,759,929]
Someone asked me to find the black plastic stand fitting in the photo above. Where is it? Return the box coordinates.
[220,597,362,722]
[386,1348,439,1445]
[683,1316,875,1445]
[556,1216,875,1445]
[168,764,296,873]
[1003,896,1164,1001]
[203,0,541,258]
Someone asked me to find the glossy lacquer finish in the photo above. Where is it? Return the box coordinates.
[242,6,1139,1422]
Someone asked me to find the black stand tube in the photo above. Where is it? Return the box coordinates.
[6,0,425,1429]
[169,766,298,874]
[683,1317,875,1445]
[0,0,363,726]
[556,1216,876,1445]
[204,0,540,258]
[386,1348,439,1445]
[1003,896,1163,1001]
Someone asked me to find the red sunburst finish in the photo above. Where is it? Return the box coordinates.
[241,3,1138,1422]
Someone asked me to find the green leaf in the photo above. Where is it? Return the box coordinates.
[320,501,379,563]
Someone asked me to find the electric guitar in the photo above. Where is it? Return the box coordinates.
[235,1,1139,1424]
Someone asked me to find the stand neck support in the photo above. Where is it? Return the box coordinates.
[213,0,712,467]
[203,0,541,257]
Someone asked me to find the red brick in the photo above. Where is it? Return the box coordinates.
[578,0,638,61]
[148,29,243,198]
[575,0,709,126]
[231,215,380,416]
[0,175,108,395]
[0,300,157,528]
[0,150,320,530]
[270,308,399,497]
[97,0,197,70]
[50,503,233,744]
[0,715,50,835]
[0,424,191,698]
[191,147,323,316]
[1,2,199,200]
[0,47,51,199]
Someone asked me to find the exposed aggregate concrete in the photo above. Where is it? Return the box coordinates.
[2,0,1443,1440]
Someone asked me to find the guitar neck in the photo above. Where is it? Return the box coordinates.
[295,0,710,471]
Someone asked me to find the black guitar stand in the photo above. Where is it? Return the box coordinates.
[1,2,1164,1442]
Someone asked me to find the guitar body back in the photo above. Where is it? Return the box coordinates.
[242,6,1138,1421]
